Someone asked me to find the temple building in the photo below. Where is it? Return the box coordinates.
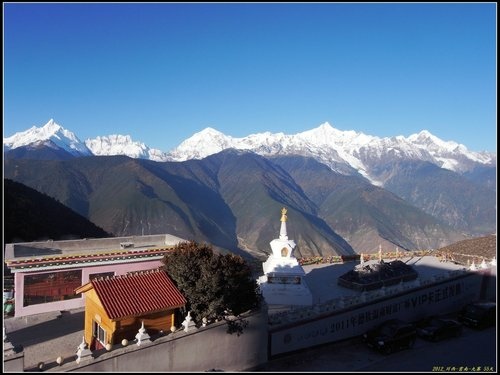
[4,234,186,317]
[257,208,313,306]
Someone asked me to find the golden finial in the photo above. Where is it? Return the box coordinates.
[280,207,287,222]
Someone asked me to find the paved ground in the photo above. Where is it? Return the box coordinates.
[4,308,85,371]
[258,325,497,372]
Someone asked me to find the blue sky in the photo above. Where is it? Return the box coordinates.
[3,3,497,152]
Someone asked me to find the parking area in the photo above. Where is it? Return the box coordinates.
[260,324,497,372]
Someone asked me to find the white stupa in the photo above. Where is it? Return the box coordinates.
[257,208,313,306]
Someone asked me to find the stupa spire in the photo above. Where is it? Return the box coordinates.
[280,207,288,240]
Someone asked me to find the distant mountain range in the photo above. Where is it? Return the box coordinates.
[4,119,495,180]
[3,119,496,258]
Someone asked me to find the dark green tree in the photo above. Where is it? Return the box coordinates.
[162,241,259,323]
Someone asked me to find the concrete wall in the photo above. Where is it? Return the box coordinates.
[269,271,485,356]
[51,309,268,372]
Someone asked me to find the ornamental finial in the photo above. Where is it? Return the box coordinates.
[280,207,287,222]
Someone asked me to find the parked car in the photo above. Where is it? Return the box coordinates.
[458,301,496,329]
[416,316,463,341]
[363,318,417,354]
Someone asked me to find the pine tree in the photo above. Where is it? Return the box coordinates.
[162,241,259,322]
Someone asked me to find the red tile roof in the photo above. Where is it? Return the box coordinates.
[90,269,186,320]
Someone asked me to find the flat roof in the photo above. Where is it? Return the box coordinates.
[300,255,472,304]
[4,234,187,262]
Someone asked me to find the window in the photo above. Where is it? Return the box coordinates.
[23,270,82,307]
[93,320,107,347]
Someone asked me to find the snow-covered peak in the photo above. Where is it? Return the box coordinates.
[408,130,458,151]
[407,130,491,167]
[297,122,340,145]
[412,129,433,138]
[85,134,169,162]
[44,118,59,130]
[312,121,336,136]
[297,122,377,149]
[168,127,234,161]
[4,119,91,156]
[198,127,226,137]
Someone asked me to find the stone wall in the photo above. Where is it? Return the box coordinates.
[47,309,268,372]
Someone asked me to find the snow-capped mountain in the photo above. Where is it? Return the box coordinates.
[165,127,235,160]
[407,130,495,171]
[4,119,495,186]
[3,119,92,156]
[168,122,495,184]
[85,135,169,162]
[3,119,170,162]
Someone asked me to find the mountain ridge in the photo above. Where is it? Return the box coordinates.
[4,151,478,258]
[4,120,495,186]
[4,178,111,243]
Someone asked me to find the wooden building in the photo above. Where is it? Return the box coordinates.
[75,268,186,349]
